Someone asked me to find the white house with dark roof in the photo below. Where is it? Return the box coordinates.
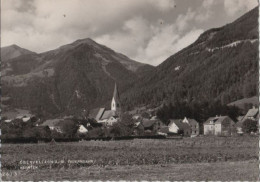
[168,119,191,136]
[204,116,235,136]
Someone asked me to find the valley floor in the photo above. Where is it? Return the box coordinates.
[2,160,259,181]
[1,136,259,181]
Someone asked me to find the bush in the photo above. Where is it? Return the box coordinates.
[242,119,258,133]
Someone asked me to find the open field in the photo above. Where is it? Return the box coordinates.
[2,160,259,181]
[1,136,259,180]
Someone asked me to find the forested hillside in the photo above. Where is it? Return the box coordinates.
[121,7,258,111]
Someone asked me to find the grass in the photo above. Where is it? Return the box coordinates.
[3,160,258,181]
[1,136,259,180]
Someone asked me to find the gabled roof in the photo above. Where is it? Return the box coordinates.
[245,107,258,118]
[169,119,190,131]
[100,110,116,120]
[89,108,101,119]
[142,119,157,128]
[95,108,106,121]
[185,118,198,125]
[204,116,232,125]
[204,117,217,124]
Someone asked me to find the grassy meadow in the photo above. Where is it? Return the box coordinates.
[1,136,259,180]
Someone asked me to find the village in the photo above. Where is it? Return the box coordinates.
[1,83,259,142]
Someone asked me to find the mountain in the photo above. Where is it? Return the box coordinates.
[1,44,36,62]
[121,7,258,110]
[2,38,154,117]
[2,7,258,118]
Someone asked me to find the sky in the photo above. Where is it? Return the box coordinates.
[1,0,258,66]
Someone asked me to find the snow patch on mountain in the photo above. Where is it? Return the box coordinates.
[206,39,258,52]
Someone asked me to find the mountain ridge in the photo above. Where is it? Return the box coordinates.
[1,38,154,117]
[121,7,258,110]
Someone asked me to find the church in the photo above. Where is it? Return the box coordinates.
[91,83,121,126]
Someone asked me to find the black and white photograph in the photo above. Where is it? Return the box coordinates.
[1,0,259,180]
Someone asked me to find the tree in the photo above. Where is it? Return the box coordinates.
[242,119,258,133]
[60,119,79,138]
[110,113,135,137]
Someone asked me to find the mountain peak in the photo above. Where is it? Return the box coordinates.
[1,44,35,61]
[73,38,96,45]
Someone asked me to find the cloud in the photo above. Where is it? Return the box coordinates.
[175,8,196,32]
[224,0,258,16]
[2,0,176,53]
[202,0,215,9]
[96,16,153,57]
[1,0,257,66]
[152,0,176,11]
[134,25,203,66]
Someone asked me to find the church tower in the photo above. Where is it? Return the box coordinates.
[111,83,121,114]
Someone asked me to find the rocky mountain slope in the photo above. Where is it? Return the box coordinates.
[2,38,153,117]
[121,7,258,109]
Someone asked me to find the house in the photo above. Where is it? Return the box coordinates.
[141,118,164,131]
[78,125,88,133]
[204,116,235,136]
[90,83,121,126]
[235,106,259,133]
[182,117,199,136]
[106,116,119,126]
[41,119,63,133]
[133,118,164,135]
[242,106,258,121]
[168,119,191,136]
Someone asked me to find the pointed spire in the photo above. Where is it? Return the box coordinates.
[113,83,120,102]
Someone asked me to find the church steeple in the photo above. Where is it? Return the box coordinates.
[111,83,120,112]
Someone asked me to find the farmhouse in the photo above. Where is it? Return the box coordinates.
[182,117,199,136]
[133,118,164,135]
[142,118,164,131]
[168,119,191,136]
[204,116,235,136]
[90,83,121,126]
